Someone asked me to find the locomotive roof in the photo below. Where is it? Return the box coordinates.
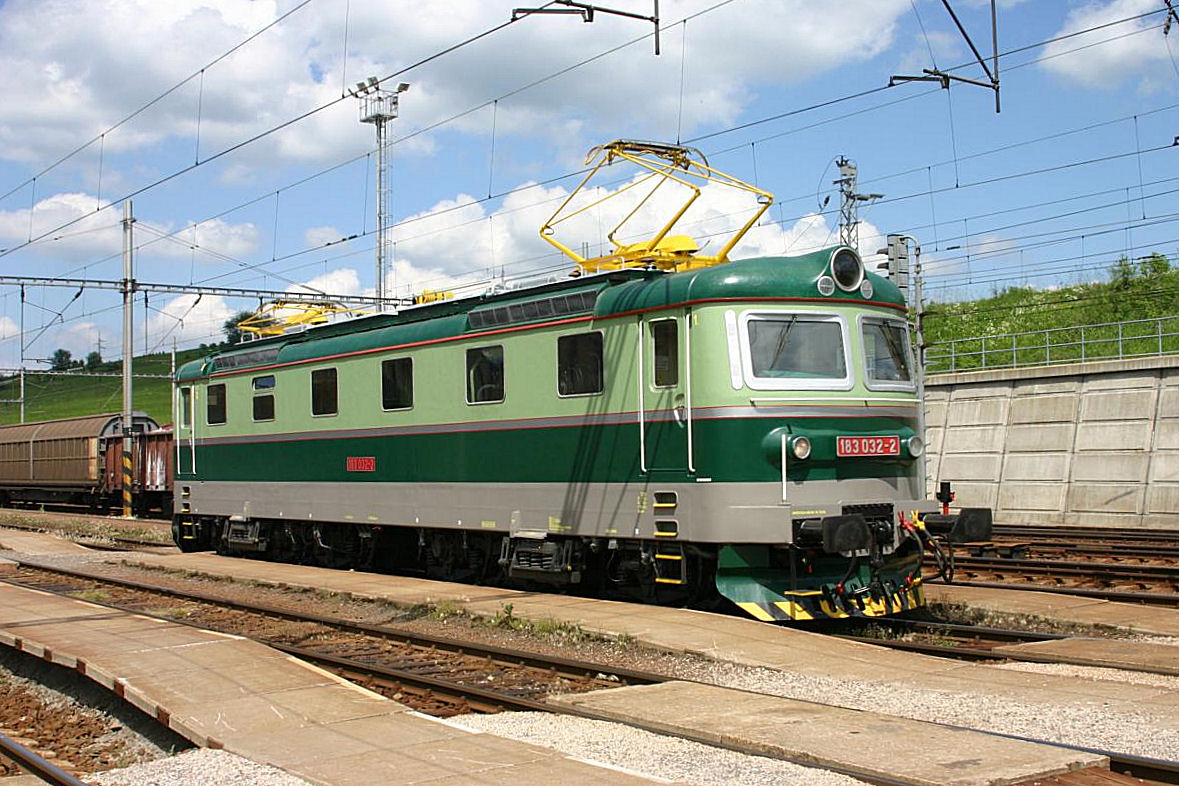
[176,246,906,382]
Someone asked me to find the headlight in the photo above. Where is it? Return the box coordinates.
[830,247,864,292]
[859,279,874,299]
[791,435,812,460]
[907,435,924,458]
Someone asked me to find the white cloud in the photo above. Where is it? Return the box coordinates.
[303,225,344,247]
[145,293,236,348]
[0,0,912,170]
[0,191,259,263]
[1039,0,1171,89]
[287,266,361,298]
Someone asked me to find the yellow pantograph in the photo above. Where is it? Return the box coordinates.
[236,300,372,338]
[540,140,774,274]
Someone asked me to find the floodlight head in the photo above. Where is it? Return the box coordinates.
[367,76,379,87]
[397,82,410,93]
[355,81,367,94]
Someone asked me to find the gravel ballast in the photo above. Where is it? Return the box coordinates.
[455,712,867,786]
[86,749,314,786]
[995,661,1179,690]
[683,659,1179,761]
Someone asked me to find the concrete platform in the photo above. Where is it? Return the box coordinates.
[927,583,1179,637]
[553,681,1107,786]
[995,638,1179,676]
[72,550,1179,733]
[0,581,656,786]
[0,529,92,555]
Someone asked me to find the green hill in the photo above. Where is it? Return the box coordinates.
[923,253,1179,371]
[0,348,208,426]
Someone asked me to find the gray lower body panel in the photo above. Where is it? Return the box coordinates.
[179,476,934,544]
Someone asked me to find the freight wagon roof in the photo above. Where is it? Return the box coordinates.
[0,412,159,443]
[177,246,906,381]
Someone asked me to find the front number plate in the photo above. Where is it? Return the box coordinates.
[836,435,900,457]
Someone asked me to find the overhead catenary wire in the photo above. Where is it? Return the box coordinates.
[0,2,568,262]
[4,1,1174,358]
[29,6,1164,303]
[0,0,317,205]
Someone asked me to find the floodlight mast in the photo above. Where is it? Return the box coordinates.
[353,78,409,311]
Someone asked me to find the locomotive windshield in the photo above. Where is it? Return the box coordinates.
[862,318,913,384]
[746,315,847,379]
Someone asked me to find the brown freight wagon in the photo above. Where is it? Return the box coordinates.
[0,412,172,514]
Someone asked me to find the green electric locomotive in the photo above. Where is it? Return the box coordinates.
[172,141,985,621]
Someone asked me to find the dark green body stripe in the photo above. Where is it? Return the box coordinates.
[177,416,918,484]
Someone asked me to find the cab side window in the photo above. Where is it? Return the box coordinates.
[652,320,678,387]
[207,383,227,425]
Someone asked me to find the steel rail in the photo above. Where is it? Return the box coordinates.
[6,557,668,686]
[0,731,88,786]
[991,524,1179,543]
[945,579,1179,607]
[953,555,1179,580]
[1004,542,1179,559]
[835,619,1179,676]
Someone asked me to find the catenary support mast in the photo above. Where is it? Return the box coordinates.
[121,199,135,518]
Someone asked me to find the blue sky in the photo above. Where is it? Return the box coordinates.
[0,0,1176,365]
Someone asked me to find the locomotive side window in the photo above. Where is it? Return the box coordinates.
[467,346,504,404]
[381,358,413,410]
[252,376,276,422]
[311,368,338,416]
[557,332,603,396]
[207,383,227,425]
[651,320,679,387]
[179,387,192,428]
[742,313,851,390]
[861,318,914,387]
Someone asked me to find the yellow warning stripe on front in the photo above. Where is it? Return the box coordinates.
[737,602,777,622]
[772,601,814,621]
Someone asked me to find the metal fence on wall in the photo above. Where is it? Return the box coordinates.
[924,316,1179,374]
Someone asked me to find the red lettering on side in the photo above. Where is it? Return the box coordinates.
[346,456,376,472]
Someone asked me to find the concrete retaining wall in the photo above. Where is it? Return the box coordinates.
[924,355,1179,529]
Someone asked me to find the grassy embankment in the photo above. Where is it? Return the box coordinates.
[0,348,206,425]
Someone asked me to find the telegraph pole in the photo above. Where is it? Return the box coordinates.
[121,200,135,518]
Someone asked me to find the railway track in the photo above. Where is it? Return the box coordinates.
[834,618,1067,662]
[3,561,665,716]
[2,559,1178,785]
[936,552,1179,605]
[0,515,173,551]
[0,730,88,786]
[991,524,1179,545]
